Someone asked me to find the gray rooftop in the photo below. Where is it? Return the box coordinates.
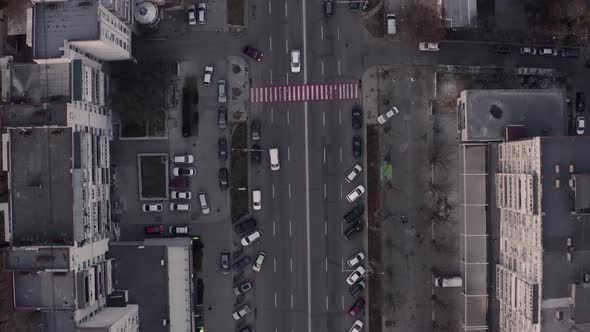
[13,271,76,309]
[442,0,477,28]
[10,127,74,246]
[460,89,566,142]
[0,102,68,127]
[33,0,98,59]
[6,247,70,271]
[11,63,71,103]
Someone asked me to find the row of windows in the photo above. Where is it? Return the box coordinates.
[100,9,129,35]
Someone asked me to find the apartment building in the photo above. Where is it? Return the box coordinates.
[495,136,590,332]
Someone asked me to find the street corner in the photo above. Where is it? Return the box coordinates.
[227,56,250,123]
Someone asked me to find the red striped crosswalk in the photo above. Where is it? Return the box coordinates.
[250,82,359,103]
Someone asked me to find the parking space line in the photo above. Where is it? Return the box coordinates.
[285,1,288,17]
[326,295,329,310]
[288,146,291,161]
[270,69,273,85]
[271,108,274,123]
[339,109,342,124]
[324,220,327,235]
[268,0,271,14]
[290,257,293,272]
[285,39,289,55]
[286,72,289,85]
[272,184,275,198]
[325,257,328,272]
[321,25,324,40]
[291,294,294,308]
[288,183,292,198]
[273,220,276,236]
[269,35,272,52]
[274,258,277,272]
[323,183,327,199]
[289,220,292,237]
[339,147,342,163]
[338,61,341,76]
[322,111,325,127]
[321,60,325,76]
[275,292,278,307]
[323,147,326,163]
[287,110,290,124]
[337,25,340,40]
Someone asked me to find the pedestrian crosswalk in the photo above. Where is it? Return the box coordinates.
[250,82,360,103]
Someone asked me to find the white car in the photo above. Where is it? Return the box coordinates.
[290,49,301,73]
[171,191,191,199]
[203,66,213,86]
[252,189,262,210]
[349,319,364,332]
[346,251,366,268]
[377,106,399,124]
[170,203,191,211]
[538,47,557,56]
[576,116,585,135]
[173,167,195,176]
[232,305,251,320]
[346,185,365,203]
[218,80,227,103]
[241,229,262,246]
[142,203,162,212]
[197,2,206,24]
[345,164,363,183]
[346,266,366,285]
[252,251,266,272]
[520,47,536,55]
[187,4,196,25]
[173,155,194,163]
[419,42,439,51]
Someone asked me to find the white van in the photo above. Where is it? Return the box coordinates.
[386,14,396,35]
[434,276,462,287]
[198,192,210,214]
[269,148,280,171]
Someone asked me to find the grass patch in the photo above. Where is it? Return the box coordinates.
[230,123,248,222]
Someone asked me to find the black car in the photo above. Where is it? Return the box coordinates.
[494,45,510,54]
[324,0,334,16]
[344,220,364,240]
[352,135,362,157]
[218,107,227,129]
[234,218,257,234]
[233,280,253,296]
[243,46,264,62]
[218,137,228,161]
[576,92,585,113]
[219,168,229,190]
[232,255,253,272]
[352,106,362,130]
[251,144,261,164]
[343,205,364,223]
[251,120,260,141]
[560,48,579,58]
[349,280,366,296]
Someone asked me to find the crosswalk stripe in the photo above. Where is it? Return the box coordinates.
[250,82,359,103]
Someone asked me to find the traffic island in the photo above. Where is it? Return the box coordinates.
[230,122,248,222]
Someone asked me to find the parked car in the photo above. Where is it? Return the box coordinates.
[352,106,363,129]
[171,191,191,199]
[345,164,362,183]
[349,319,364,332]
[348,298,365,316]
[218,137,228,161]
[145,225,164,234]
[251,120,261,140]
[218,80,227,103]
[234,218,257,234]
[232,256,253,272]
[538,47,557,56]
[220,250,230,274]
[520,47,536,55]
[197,2,206,24]
[173,167,195,176]
[233,280,253,295]
[494,45,510,54]
[169,178,189,187]
[346,266,366,285]
[218,107,227,129]
[252,251,266,272]
[419,42,439,51]
[243,46,264,62]
[343,205,363,223]
[560,48,579,58]
[434,276,463,287]
[232,305,251,320]
[198,192,210,214]
[349,280,366,296]
[241,229,261,246]
[352,135,362,157]
[251,145,262,164]
[346,251,366,268]
[174,155,194,163]
[346,185,365,203]
[576,116,585,135]
[142,203,162,212]
[290,49,301,73]
[344,220,364,240]
[187,4,196,25]
[324,0,334,16]
[169,225,190,235]
[169,203,191,211]
[377,106,399,124]
[576,92,585,113]
[252,189,262,210]
[203,65,213,86]
[219,168,229,190]
[349,1,360,10]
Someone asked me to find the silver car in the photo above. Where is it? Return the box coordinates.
[218,80,227,103]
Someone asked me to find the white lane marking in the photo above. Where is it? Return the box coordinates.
[272,184,275,199]
[289,220,292,237]
[285,1,288,17]
[321,60,325,76]
[321,25,324,40]
[291,294,294,308]
[338,60,341,75]
[341,223,343,234]
[290,257,293,272]
[274,258,277,272]
[324,183,327,199]
[269,35,272,52]
[339,109,342,124]
[322,111,325,127]
[324,220,327,235]
[271,108,274,123]
[326,295,329,310]
[270,69,273,85]
[269,0,272,14]
[339,147,342,163]
[323,147,326,163]
[287,110,290,124]
[286,72,289,85]
[273,220,276,236]
[341,295,345,310]
[275,292,278,307]
[337,25,340,40]
[288,183,292,198]
[286,39,289,54]
[288,146,291,161]
[340,184,343,199]
[325,257,328,272]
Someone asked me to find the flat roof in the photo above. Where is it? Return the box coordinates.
[461,89,565,142]
[11,63,71,103]
[33,0,98,59]
[0,102,68,127]
[13,272,76,308]
[10,127,74,246]
[6,247,70,270]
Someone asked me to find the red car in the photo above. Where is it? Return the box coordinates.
[169,178,189,187]
[348,298,365,316]
[243,46,264,62]
[145,225,164,235]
